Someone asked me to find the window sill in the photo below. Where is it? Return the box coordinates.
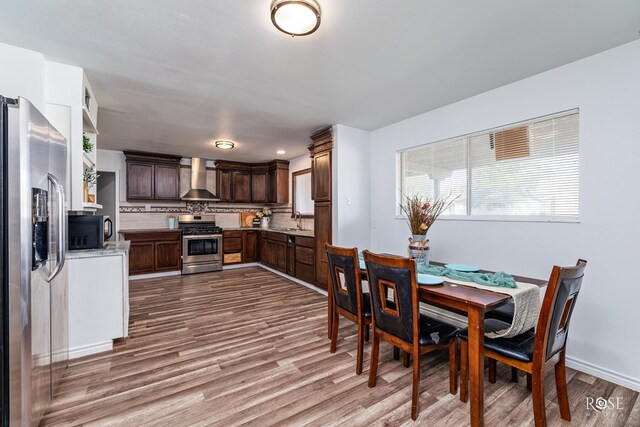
[394,215,580,224]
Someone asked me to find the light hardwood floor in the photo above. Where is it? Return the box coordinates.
[43,267,639,426]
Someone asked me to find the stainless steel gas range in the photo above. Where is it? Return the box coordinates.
[178,214,223,274]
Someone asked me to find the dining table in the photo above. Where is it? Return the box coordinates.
[329,259,547,427]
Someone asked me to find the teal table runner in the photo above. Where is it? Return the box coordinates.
[416,265,517,288]
[358,253,516,288]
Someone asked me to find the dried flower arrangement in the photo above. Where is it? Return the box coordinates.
[400,193,459,235]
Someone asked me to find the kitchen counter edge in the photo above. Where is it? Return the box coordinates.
[67,241,131,259]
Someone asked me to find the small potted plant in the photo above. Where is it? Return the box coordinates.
[83,133,94,153]
[83,166,99,203]
[255,207,272,229]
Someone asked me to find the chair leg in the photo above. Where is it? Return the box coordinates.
[527,373,532,390]
[356,322,364,375]
[460,339,468,402]
[364,324,370,342]
[555,353,571,421]
[488,358,497,384]
[403,351,410,368]
[368,333,380,388]
[411,349,421,420]
[449,338,457,395]
[531,369,547,427]
[327,291,333,339]
[329,312,339,353]
[393,346,400,360]
[511,367,519,383]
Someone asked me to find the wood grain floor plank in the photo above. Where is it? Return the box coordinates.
[41,267,638,426]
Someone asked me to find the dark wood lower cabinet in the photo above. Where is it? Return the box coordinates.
[294,236,315,284]
[223,231,243,265]
[243,231,258,263]
[154,241,181,271]
[223,230,260,265]
[121,229,182,275]
[129,242,155,274]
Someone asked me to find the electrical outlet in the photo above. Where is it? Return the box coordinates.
[346,197,352,206]
[145,204,151,211]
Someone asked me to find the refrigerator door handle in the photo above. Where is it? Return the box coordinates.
[44,172,66,282]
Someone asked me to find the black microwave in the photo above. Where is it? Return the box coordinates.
[68,215,112,250]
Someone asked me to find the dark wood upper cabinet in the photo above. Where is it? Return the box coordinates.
[233,170,251,203]
[268,160,289,204]
[312,152,331,202]
[154,164,180,200]
[216,160,289,204]
[126,162,154,200]
[124,151,182,201]
[251,165,269,203]
[217,169,232,202]
[215,161,250,204]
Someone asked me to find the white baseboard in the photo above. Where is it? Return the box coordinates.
[69,341,113,359]
[259,264,327,296]
[129,271,181,281]
[566,356,640,392]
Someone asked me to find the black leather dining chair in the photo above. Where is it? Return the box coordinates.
[325,244,371,375]
[459,259,587,427]
[363,250,459,420]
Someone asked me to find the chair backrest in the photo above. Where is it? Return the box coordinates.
[325,244,363,317]
[535,259,587,363]
[363,251,419,345]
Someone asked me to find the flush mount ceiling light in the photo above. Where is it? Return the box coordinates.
[214,140,235,150]
[270,0,321,37]
[276,150,286,155]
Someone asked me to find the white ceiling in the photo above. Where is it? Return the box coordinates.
[0,1,638,162]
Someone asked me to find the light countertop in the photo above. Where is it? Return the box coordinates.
[67,241,131,259]
[223,227,314,237]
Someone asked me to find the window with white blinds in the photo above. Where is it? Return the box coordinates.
[398,111,579,221]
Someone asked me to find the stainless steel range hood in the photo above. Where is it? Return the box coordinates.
[181,157,219,201]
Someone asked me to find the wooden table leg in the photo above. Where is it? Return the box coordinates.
[467,306,485,427]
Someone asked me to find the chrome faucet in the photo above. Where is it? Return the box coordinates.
[295,211,303,230]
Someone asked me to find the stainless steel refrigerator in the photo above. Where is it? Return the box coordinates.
[1,96,69,426]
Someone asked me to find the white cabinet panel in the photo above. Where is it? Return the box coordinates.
[67,253,128,358]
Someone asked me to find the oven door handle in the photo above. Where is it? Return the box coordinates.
[183,234,222,240]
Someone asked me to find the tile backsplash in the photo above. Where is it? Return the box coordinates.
[119,201,313,231]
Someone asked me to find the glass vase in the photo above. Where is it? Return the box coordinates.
[408,234,430,268]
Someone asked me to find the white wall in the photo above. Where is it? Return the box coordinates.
[0,42,45,111]
[333,125,371,249]
[366,40,640,391]
[97,149,127,200]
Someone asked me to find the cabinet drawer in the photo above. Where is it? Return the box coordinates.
[266,231,287,243]
[224,237,242,253]
[224,253,242,264]
[296,236,315,248]
[295,246,314,265]
[223,231,243,238]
